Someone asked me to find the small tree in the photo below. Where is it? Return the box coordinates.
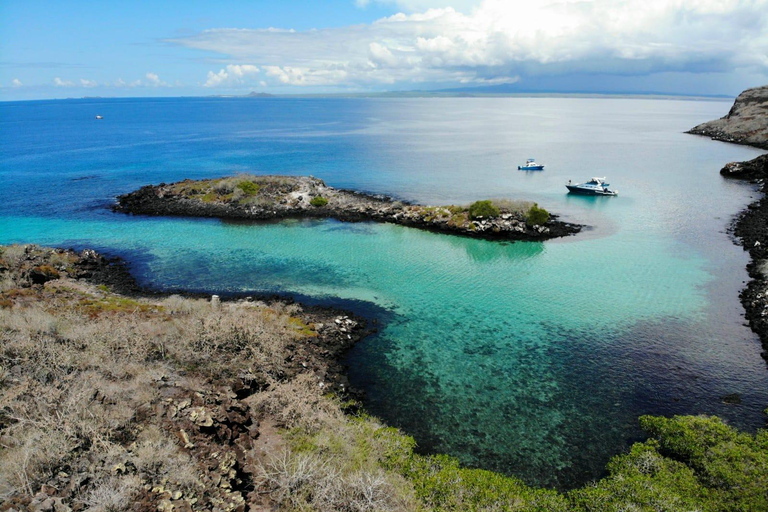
[525,203,550,226]
[468,200,500,220]
[310,196,328,207]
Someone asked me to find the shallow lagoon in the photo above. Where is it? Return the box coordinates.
[1,97,766,487]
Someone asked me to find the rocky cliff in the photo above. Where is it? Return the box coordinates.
[688,85,768,149]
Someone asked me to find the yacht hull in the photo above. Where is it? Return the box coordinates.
[566,185,616,196]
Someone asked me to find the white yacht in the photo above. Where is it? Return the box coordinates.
[566,177,618,196]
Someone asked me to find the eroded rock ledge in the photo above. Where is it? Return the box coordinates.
[687,85,768,149]
[113,175,582,241]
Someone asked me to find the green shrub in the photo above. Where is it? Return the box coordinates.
[468,200,500,220]
[525,203,550,226]
[236,180,260,196]
[310,196,328,207]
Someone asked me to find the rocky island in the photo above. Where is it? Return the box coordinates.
[692,85,768,358]
[114,175,581,241]
[688,85,768,149]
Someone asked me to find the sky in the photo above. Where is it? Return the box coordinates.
[1,0,767,100]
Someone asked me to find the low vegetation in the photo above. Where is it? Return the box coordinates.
[236,180,261,196]
[310,196,328,207]
[525,203,550,227]
[468,200,501,220]
[168,174,297,207]
[1,244,766,511]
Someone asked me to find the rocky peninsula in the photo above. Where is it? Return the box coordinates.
[0,244,371,510]
[692,85,768,359]
[113,175,581,241]
[687,85,768,149]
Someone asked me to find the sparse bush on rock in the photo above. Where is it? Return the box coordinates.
[310,196,329,207]
[468,200,500,220]
[525,203,550,226]
[236,180,260,196]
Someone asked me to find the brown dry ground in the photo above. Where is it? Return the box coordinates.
[0,245,415,512]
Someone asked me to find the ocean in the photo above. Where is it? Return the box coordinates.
[1,96,766,488]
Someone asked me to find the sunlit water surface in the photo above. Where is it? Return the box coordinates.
[1,97,766,488]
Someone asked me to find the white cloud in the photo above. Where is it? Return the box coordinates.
[80,78,98,88]
[11,78,22,88]
[118,73,170,88]
[53,77,75,87]
[263,65,347,86]
[173,0,768,89]
[204,64,260,87]
[145,72,168,87]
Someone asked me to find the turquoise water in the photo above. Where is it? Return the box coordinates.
[2,97,767,488]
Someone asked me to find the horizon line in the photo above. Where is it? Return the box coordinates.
[0,89,735,104]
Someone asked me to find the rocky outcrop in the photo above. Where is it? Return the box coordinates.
[688,85,768,149]
[113,175,582,242]
[720,154,768,180]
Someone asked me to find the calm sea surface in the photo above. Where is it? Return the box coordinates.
[1,97,766,488]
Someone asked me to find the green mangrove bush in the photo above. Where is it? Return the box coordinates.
[236,180,260,196]
[280,410,768,512]
[525,203,550,226]
[468,200,500,220]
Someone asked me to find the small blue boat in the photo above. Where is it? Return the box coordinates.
[518,158,545,171]
[566,177,618,196]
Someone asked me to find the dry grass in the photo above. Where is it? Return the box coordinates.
[248,373,345,434]
[256,449,414,512]
[0,245,319,504]
[82,475,142,512]
[489,199,533,214]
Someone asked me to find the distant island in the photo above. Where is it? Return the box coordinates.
[114,175,581,241]
[209,91,275,98]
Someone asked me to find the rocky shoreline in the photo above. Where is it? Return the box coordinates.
[719,155,768,360]
[687,85,768,361]
[113,175,582,242]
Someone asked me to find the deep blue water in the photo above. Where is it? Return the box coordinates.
[1,96,766,488]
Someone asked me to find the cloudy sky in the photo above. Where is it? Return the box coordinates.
[1,0,767,100]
